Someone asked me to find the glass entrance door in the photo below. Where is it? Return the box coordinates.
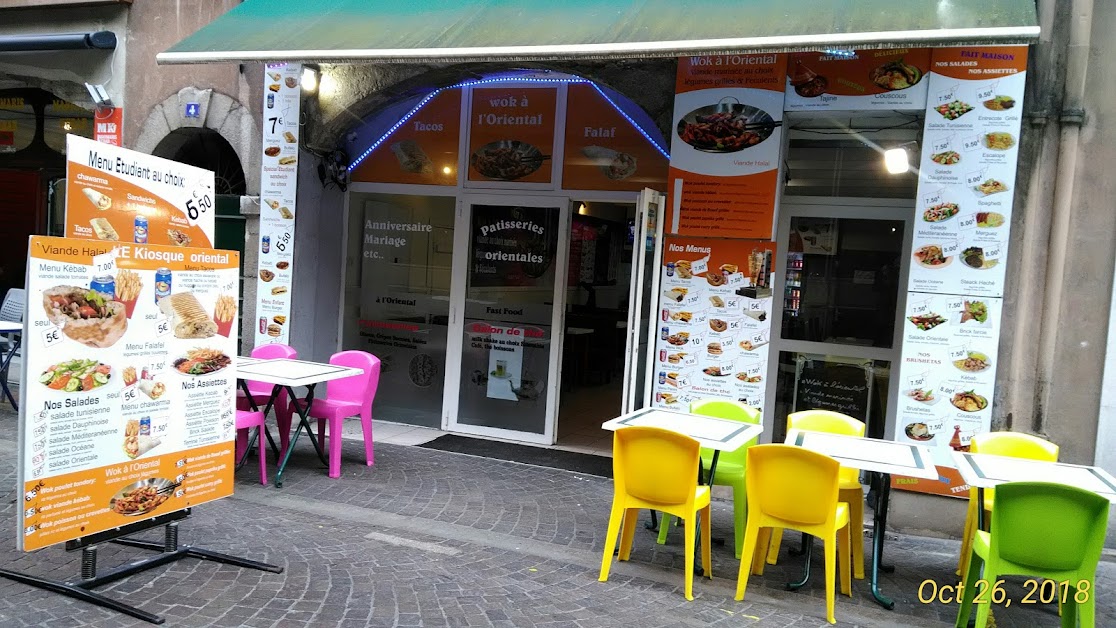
[444,195,570,444]
[764,199,913,441]
[621,188,666,414]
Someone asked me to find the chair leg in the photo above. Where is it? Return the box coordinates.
[598,499,625,582]
[1062,580,1089,628]
[765,527,783,565]
[844,488,865,579]
[732,484,747,560]
[683,512,696,600]
[618,509,639,561]
[837,524,851,596]
[361,411,375,466]
[317,418,327,457]
[824,535,837,624]
[957,494,977,576]
[954,549,983,628]
[656,514,672,545]
[752,528,771,576]
[257,426,268,485]
[235,427,248,463]
[735,521,761,601]
[700,504,712,579]
[972,568,995,628]
[327,417,343,478]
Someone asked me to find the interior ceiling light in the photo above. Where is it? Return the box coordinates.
[347,76,670,172]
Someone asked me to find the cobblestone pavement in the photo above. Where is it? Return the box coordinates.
[0,404,1112,627]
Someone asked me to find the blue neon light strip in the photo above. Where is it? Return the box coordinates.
[347,76,670,172]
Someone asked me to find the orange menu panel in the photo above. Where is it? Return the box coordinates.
[349,90,462,186]
[468,87,557,184]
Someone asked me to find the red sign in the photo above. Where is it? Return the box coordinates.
[94,106,123,146]
[0,130,12,146]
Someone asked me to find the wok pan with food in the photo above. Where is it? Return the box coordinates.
[471,140,549,181]
[676,98,780,153]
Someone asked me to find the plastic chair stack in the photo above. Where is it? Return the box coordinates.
[599,426,711,600]
[236,344,298,456]
[737,444,852,624]
[956,432,1059,578]
[766,410,866,580]
[657,399,760,558]
[298,350,380,478]
[955,481,1109,628]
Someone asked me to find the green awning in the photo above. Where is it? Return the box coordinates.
[158,0,1039,65]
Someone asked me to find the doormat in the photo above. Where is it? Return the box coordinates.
[418,435,612,478]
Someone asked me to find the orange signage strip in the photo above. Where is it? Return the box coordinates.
[784,49,931,111]
[350,90,462,186]
[467,87,557,184]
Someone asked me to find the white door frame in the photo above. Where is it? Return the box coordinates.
[443,193,572,445]
[762,196,914,443]
[620,188,667,415]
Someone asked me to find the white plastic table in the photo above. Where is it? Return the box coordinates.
[236,358,365,487]
[0,321,21,410]
[784,429,937,610]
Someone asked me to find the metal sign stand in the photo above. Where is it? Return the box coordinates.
[0,509,282,624]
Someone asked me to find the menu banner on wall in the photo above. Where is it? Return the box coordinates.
[467,87,557,184]
[65,135,215,248]
[349,90,462,186]
[562,83,669,192]
[894,45,1028,497]
[651,236,776,412]
[666,54,787,239]
[18,236,239,550]
[255,63,301,347]
[784,49,931,111]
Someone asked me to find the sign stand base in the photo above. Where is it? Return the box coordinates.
[0,517,283,624]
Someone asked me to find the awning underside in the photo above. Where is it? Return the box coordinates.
[158,0,1039,65]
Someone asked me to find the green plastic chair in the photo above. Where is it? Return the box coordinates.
[955,481,1110,628]
[656,399,761,559]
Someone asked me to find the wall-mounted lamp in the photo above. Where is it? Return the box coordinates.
[578,203,588,215]
[883,141,919,175]
[301,66,320,93]
[84,82,113,109]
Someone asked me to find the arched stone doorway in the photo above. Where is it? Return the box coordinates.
[153,127,247,196]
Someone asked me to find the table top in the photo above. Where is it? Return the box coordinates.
[0,321,21,333]
[785,430,938,479]
[602,408,763,452]
[952,451,1116,504]
[236,358,364,386]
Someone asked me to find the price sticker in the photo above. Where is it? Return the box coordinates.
[155,316,171,337]
[690,257,709,275]
[726,272,746,286]
[923,189,944,207]
[941,239,961,257]
[676,375,690,388]
[946,298,964,311]
[958,214,978,231]
[932,136,953,153]
[222,279,237,293]
[747,300,765,312]
[186,182,214,224]
[963,135,982,151]
[122,386,138,403]
[746,362,763,377]
[938,382,957,398]
[728,319,742,331]
[683,293,702,307]
[92,248,119,276]
[936,85,958,105]
[965,169,987,186]
[689,335,704,347]
[907,374,927,389]
[949,345,969,361]
[274,231,293,253]
[910,301,930,315]
[725,297,740,309]
[751,331,767,345]
[976,82,997,100]
[747,397,764,408]
[41,325,63,348]
[984,244,1002,261]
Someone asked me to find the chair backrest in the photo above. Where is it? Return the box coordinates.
[245,344,298,395]
[613,426,701,506]
[787,410,865,437]
[691,399,760,464]
[326,350,380,409]
[989,482,1109,573]
[971,432,1059,461]
[747,444,841,526]
[1,288,25,322]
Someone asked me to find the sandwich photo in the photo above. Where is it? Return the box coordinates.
[137,379,166,400]
[268,84,281,92]
[265,199,280,209]
[268,72,282,82]
[666,372,680,387]
[670,311,692,322]
[720,264,739,274]
[667,352,686,364]
[278,156,297,165]
[391,140,433,174]
[277,207,294,219]
[664,287,688,303]
[90,218,119,241]
[158,292,218,339]
[166,229,191,246]
[283,131,297,143]
[267,323,282,337]
[43,286,128,348]
[82,188,112,211]
[271,286,288,295]
[272,315,287,325]
[660,392,679,404]
[707,342,723,355]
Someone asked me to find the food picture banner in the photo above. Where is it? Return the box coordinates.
[784,49,931,111]
[667,54,787,239]
[255,62,301,347]
[467,86,557,184]
[652,236,776,411]
[561,83,669,192]
[18,236,240,551]
[64,135,215,249]
[349,90,462,186]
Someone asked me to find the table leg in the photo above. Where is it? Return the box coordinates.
[869,472,895,610]
[274,384,326,488]
[0,334,20,410]
[786,540,813,590]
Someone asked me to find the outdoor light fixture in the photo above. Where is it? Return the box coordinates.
[301,66,319,93]
[84,82,113,109]
[883,147,909,174]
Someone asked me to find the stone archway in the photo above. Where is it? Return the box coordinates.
[133,87,260,194]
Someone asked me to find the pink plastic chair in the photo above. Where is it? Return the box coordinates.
[299,351,380,478]
[235,410,267,484]
[237,343,297,455]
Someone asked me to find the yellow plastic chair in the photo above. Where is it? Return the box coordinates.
[736,444,852,624]
[766,410,866,579]
[657,399,761,558]
[598,426,711,600]
[956,431,1059,578]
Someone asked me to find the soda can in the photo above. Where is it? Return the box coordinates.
[660,326,669,341]
[154,268,172,303]
[259,317,267,334]
[659,350,667,362]
[661,309,668,322]
[658,371,666,385]
[666,262,675,277]
[261,235,271,254]
[267,93,275,109]
[134,215,149,244]
[139,417,151,436]
[90,275,115,298]
[141,366,149,380]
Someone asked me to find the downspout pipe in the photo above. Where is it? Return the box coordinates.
[1036,0,1093,434]
[0,31,117,53]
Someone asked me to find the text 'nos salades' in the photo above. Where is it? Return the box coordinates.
[476,94,544,126]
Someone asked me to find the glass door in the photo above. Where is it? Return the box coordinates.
[621,188,666,414]
[764,199,913,441]
[444,194,570,444]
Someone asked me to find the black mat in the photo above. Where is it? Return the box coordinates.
[418,434,612,478]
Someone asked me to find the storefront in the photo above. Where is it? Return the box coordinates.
[159,0,1044,496]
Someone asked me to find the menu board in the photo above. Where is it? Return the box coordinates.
[666,54,787,239]
[784,49,931,111]
[65,135,215,248]
[18,236,239,551]
[255,63,301,347]
[651,236,776,411]
[467,87,557,184]
[894,46,1028,496]
[349,90,461,186]
[793,357,872,422]
[561,84,669,191]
